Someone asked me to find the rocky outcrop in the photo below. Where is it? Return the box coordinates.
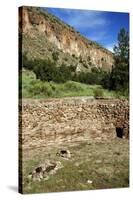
[20,98,129,150]
[19,6,114,71]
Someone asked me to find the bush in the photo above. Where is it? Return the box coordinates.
[114,88,129,99]
[101,72,111,89]
[22,54,113,88]
[75,72,100,85]
[33,59,57,82]
[64,81,84,92]
[22,54,75,83]
[53,64,72,83]
[22,53,34,70]
[93,88,104,98]
[29,81,53,97]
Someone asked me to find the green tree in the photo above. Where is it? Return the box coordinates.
[54,64,72,83]
[110,28,129,93]
[33,59,57,82]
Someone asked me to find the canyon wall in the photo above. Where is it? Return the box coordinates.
[19,6,114,71]
[20,98,129,150]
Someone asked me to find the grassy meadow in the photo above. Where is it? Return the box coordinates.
[21,69,125,99]
[22,139,129,193]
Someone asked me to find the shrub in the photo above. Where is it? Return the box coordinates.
[49,82,61,97]
[77,72,99,85]
[22,54,75,83]
[22,53,34,70]
[29,81,53,97]
[93,88,104,98]
[64,81,84,92]
[69,65,76,72]
[21,54,112,88]
[53,64,72,83]
[101,72,111,89]
[114,88,129,99]
[33,59,57,82]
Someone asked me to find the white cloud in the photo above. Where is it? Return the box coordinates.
[62,10,109,29]
[105,43,116,52]
[47,8,114,51]
[86,31,107,42]
[48,8,109,30]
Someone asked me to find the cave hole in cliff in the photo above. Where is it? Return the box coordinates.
[116,127,123,138]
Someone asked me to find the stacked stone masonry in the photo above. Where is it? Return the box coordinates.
[20,98,129,150]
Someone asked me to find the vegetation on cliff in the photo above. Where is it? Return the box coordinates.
[22,53,107,85]
[20,6,114,72]
[21,28,129,99]
[20,6,129,100]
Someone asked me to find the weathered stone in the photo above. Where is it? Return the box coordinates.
[56,149,71,159]
[28,160,63,182]
[20,98,129,150]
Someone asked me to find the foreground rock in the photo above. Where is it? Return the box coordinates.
[28,160,63,182]
[56,149,71,159]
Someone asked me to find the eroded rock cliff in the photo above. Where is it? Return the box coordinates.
[19,6,114,71]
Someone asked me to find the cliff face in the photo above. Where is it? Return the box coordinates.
[19,6,114,71]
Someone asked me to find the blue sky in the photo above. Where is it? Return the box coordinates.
[46,7,129,52]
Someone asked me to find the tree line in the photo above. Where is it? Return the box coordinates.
[21,28,129,96]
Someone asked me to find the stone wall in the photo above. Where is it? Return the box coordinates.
[20,98,129,150]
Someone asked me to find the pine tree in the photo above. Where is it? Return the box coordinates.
[110,28,129,94]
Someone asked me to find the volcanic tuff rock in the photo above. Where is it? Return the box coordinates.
[19,6,114,72]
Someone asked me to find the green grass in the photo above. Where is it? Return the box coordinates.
[22,139,129,193]
[21,69,124,99]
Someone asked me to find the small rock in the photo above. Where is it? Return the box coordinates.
[56,149,71,159]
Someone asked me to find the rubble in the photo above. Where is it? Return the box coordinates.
[28,160,63,182]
